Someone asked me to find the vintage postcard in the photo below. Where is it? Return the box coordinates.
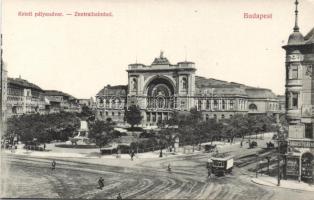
[1,0,314,199]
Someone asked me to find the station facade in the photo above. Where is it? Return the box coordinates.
[95,52,282,126]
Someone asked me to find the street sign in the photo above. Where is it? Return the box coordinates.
[289,140,314,148]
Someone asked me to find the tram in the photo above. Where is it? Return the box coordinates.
[210,153,234,176]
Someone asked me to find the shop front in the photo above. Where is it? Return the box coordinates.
[285,143,314,182]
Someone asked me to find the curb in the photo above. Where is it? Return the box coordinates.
[251,178,314,192]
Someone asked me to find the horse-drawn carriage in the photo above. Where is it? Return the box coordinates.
[204,144,217,152]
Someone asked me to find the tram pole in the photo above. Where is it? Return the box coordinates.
[256,153,258,178]
[277,139,281,186]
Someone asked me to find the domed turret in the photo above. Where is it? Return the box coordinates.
[288,32,304,45]
[287,0,304,45]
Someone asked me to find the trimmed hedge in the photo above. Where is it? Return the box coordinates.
[55,144,98,149]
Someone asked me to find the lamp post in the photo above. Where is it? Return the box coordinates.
[256,153,259,178]
[277,126,284,186]
[266,156,271,175]
[277,153,281,186]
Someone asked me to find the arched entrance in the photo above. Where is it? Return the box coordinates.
[301,152,314,181]
[145,76,176,124]
[146,77,175,110]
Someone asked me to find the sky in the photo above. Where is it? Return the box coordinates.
[2,0,314,98]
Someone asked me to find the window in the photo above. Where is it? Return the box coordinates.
[305,123,313,139]
[181,101,186,110]
[221,114,225,119]
[214,100,218,109]
[249,104,257,111]
[147,113,151,121]
[286,92,290,109]
[182,77,188,89]
[206,114,209,121]
[106,112,108,116]
[198,100,202,110]
[132,78,137,91]
[165,114,169,121]
[112,112,115,116]
[206,100,210,109]
[230,100,234,109]
[289,66,298,79]
[100,98,104,104]
[118,112,121,116]
[230,114,233,118]
[222,100,226,110]
[292,93,298,108]
[214,114,217,119]
[157,97,165,109]
[100,111,103,117]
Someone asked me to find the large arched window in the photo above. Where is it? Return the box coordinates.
[249,104,258,111]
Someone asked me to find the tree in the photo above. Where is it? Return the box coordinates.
[188,107,203,123]
[6,112,80,143]
[78,105,95,121]
[89,120,114,148]
[125,105,142,129]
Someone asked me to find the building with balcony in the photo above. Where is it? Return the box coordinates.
[44,90,80,113]
[77,97,96,109]
[0,34,7,127]
[284,0,314,182]
[6,77,46,117]
[96,51,282,126]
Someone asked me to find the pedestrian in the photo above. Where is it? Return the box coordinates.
[98,177,104,190]
[43,143,46,150]
[117,193,122,200]
[168,163,172,173]
[240,140,243,148]
[51,160,56,170]
[208,168,212,178]
[130,150,135,161]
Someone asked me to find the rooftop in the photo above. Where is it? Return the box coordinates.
[96,85,128,96]
[245,88,277,99]
[45,90,76,99]
[195,76,278,98]
[8,77,43,92]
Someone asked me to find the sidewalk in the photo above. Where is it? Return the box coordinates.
[252,176,314,192]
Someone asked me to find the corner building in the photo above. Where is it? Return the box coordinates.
[284,0,314,181]
[96,52,281,125]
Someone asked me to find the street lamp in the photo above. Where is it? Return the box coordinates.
[277,126,285,186]
[266,156,271,175]
[256,153,259,178]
